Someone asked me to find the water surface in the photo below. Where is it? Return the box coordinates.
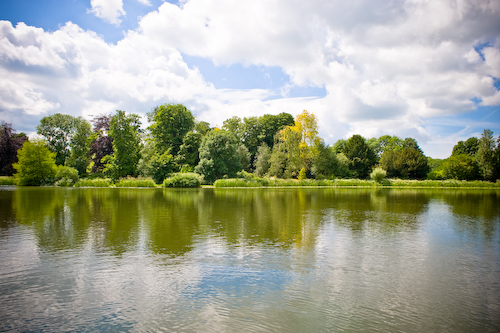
[0,187,499,332]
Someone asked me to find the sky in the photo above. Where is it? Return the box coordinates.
[0,0,499,158]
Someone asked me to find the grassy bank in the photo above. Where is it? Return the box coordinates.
[214,177,500,188]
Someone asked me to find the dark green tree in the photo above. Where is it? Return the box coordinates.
[380,139,429,179]
[176,131,202,168]
[451,137,479,157]
[13,139,57,186]
[0,122,27,176]
[343,135,377,178]
[148,104,195,155]
[311,141,339,179]
[195,130,243,183]
[109,110,142,178]
[259,112,295,148]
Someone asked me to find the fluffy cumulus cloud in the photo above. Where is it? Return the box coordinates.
[89,0,126,25]
[0,0,499,156]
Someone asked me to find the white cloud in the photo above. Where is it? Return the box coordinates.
[137,0,152,6]
[1,0,499,157]
[89,0,126,25]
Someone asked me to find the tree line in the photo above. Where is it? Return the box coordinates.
[1,104,499,185]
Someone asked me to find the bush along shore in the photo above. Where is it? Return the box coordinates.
[2,174,499,189]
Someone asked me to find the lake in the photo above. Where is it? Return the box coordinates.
[0,186,499,332]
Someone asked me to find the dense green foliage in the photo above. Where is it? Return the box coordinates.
[343,135,377,178]
[148,104,195,155]
[54,165,79,187]
[74,178,113,187]
[9,103,500,186]
[115,178,156,187]
[163,173,201,188]
[195,130,245,183]
[109,110,142,178]
[0,176,17,185]
[13,140,57,186]
[66,118,92,175]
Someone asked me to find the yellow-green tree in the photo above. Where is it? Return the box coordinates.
[13,139,57,186]
[268,110,321,179]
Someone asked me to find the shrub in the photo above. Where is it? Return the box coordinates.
[74,178,113,187]
[55,166,79,186]
[115,177,156,187]
[163,173,201,188]
[370,167,387,183]
[0,176,17,185]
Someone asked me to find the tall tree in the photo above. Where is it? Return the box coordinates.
[66,117,92,175]
[268,126,301,178]
[109,110,142,178]
[254,143,272,177]
[343,135,377,178]
[148,104,195,155]
[0,122,27,176]
[36,113,78,165]
[13,140,57,186]
[294,110,321,174]
[476,129,498,181]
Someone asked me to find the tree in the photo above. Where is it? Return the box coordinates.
[254,143,272,177]
[148,104,195,155]
[476,129,498,181]
[66,117,92,175]
[89,115,113,173]
[195,130,244,183]
[195,121,212,136]
[368,135,404,157]
[259,112,295,148]
[442,154,480,180]
[37,113,80,165]
[241,116,263,167]
[13,140,57,186]
[311,141,339,179]
[109,110,142,178]
[176,131,202,168]
[332,139,347,154]
[268,126,301,178]
[379,139,429,179]
[343,135,377,178]
[222,116,243,141]
[0,122,27,176]
[451,137,479,157]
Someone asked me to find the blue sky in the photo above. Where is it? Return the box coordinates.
[1,0,499,158]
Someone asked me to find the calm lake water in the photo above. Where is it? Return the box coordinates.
[0,186,499,332]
